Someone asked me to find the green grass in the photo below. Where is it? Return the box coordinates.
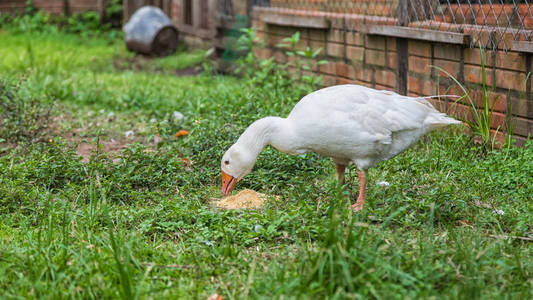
[1,30,532,299]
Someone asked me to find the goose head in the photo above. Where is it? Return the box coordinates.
[221,144,256,195]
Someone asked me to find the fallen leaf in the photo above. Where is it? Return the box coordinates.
[457,220,471,226]
[175,130,189,137]
[207,293,223,300]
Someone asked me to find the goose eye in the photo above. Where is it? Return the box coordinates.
[224,160,230,165]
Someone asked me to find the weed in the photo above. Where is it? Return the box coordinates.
[432,45,523,150]
[0,80,54,143]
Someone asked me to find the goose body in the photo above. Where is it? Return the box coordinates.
[221,84,460,211]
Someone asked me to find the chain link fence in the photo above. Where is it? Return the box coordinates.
[251,0,533,51]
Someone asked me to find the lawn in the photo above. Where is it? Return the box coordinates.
[0,28,532,299]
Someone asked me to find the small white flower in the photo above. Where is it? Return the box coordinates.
[204,240,214,246]
[377,181,390,187]
[173,111,184,121]
[493,209,505,215]
[149,118,157,123]
[99,109,105,113]
[107,112,115,118]
[125,130,135,138]
[254,225,262,232]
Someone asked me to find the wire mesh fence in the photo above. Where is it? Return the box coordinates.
[251,0,533,51]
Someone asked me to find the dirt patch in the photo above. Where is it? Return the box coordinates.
[175,66,201,76]
[214,189,276,210]
[113,55,156,72]
[76,139,133,163]
[113,56,201,76]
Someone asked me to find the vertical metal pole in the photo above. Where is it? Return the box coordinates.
[396,0,408,95]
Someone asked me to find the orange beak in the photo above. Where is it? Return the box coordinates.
[221,171,237,195]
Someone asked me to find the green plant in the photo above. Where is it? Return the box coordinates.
[276,31,327,91]
[235,29,326,94]
[504,72,531,150]
[433,46,504,150]
[0,80,54,143]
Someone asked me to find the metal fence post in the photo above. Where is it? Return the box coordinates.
[396,0,408,95]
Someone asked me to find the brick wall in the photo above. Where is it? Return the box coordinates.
[252,8,533,146]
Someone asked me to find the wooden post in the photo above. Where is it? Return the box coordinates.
[63,0,70,16]
[396,0,409,95]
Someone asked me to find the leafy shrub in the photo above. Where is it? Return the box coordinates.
[0,8,122,40]
[0,80,54,143]
[235,28,326,95]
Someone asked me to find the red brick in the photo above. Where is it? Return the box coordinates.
[408,76,421,94]
[494,70,527,91]
[355,68,373,83]
[346,32,364,46]
[469,90,507,113]
[266,34,285,47]
[386,52,398,69]
[337,77,358,85]
[408,56,431,75]
[365,49,386,67]
[254,47,272,60]
[433,59,461,78]
[489,129,506,147]
[495,51,526,72]
[327,42,344,58]
[346,46,364,62]
[386,37,396,52]
[464,65,494,85]
[513,117,533,138]
[252,20,266,31]
[366,35,386,50]
[319,62,336,75]
[374,70,397,88]
[438,84,465,97]
[408,76,435,96]
[273,50,286,64]
[308,29,326,41]
[336,62,351,78]
[408,40,431,57]
[327,29,345,43]
[355,80,372,88]
[322,74,336,86]
[309,40,326,53]
[509,97,533,118]
[420,79,437,96]
[434,44,461,61]
[447,102,473,122]
[464,48,494,66]
[375,84,393,91]
[256,31,265,42]
[294,38,309,51]
[491,112,507,129]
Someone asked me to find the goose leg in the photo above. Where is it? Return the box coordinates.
[352,170,367,212]
[335,163,346,185]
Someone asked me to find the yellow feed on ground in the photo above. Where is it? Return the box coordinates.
[214,189,270,209]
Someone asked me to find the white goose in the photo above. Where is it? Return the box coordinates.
[221,84,460,212]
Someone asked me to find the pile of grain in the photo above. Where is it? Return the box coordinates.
[214,189,269,209]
